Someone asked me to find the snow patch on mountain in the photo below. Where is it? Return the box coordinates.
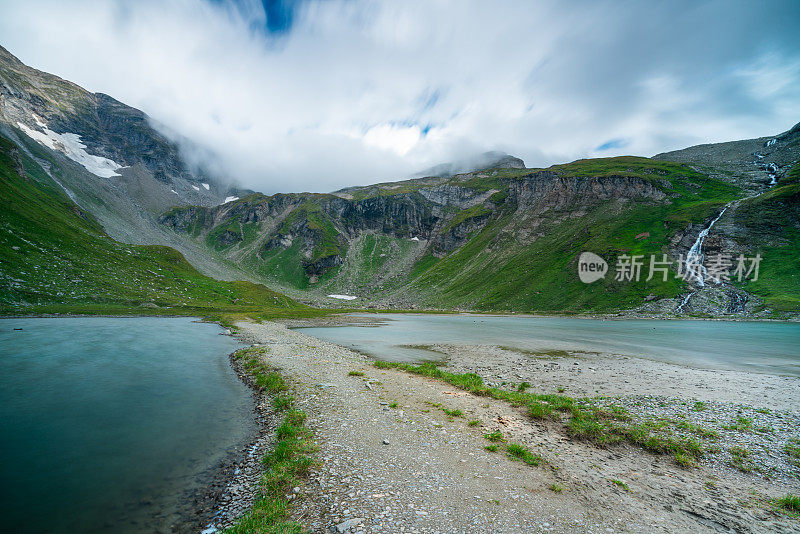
[17,115,123,178]
[202,183,210,190]
[223,196,239,203]
[191,185,200,191]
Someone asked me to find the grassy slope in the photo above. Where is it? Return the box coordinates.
[319,233,419,293]
[407,157,742,312]
[153,154,796,315]
[0,134,312,317]
[732,182,800,312]
[222,200,346,291]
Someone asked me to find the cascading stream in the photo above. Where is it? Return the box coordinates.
[675,205,730,313]
[684,207,729,288]
[675,187,764,313]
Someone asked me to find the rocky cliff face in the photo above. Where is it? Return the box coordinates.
[0,44,257,283]
[508,171,667,210]
[653,124,800,316]
[158,150,799,317]
[160,163,681,285]
[655,121,800,192]
[0,45,244,210]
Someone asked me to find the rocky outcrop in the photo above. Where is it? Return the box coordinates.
[158,206,215,233]
[8,145,24,177]
[0,44,247,216]
[160,166,677,282]
[339,194,439,238]
[508,171,667,211]
[216,230,242,247]
[303,254,343,281]
[417,185,495,209]
[433,208,492,255]
[655,121,800,192]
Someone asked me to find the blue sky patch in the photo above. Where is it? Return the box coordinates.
[596,138,628,151]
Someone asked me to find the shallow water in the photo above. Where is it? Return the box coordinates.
[298,314,800,376]
[0,317,252,534]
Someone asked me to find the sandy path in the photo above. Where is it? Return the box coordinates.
[234,320,799,533]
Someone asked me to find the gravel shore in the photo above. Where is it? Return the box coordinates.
[208,319,799,533]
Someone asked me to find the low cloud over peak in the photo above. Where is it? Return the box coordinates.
[1,0,798,193]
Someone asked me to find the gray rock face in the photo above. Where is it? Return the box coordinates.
[655,121,800,192]
[0,44,249,214]
[0,44,263,284]
[161,166,677,282]
[508,171,667,211]
[417,184,495,208]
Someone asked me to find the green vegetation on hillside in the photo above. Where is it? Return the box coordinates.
[280,201,344,261]
[257,239,334,290]
[330,233,418,290]
[548,156,703,182]
[0,134,309,317]
[732,183,800,312]
[152,148,796,316]
[782,161,800,185]
[408,157,741,312]
[443,204,492,232]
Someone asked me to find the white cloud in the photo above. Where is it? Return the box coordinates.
[361,123,421,156]
[1,0,798,193]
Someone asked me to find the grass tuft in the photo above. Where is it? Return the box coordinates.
[784,438,800,467]
[506,443,543,466]
[723,416,753,432]
[776,494,800,513]
[611,479,630,491]
[729,445,753,472]
[348,370,365,377]
[483,430,506,443]
[272,394,294,411]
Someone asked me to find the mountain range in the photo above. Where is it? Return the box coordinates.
[1,45,797,318]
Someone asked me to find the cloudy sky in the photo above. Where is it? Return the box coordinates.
[1,0,799,193]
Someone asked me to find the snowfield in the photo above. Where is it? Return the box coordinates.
[17,115,123,178]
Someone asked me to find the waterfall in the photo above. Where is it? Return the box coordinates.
[684,207,728,287]
[767,163,778,186]
[675,291,695,313]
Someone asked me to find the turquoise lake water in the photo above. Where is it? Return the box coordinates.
[298,314,800,376]
[0,317,252,533]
